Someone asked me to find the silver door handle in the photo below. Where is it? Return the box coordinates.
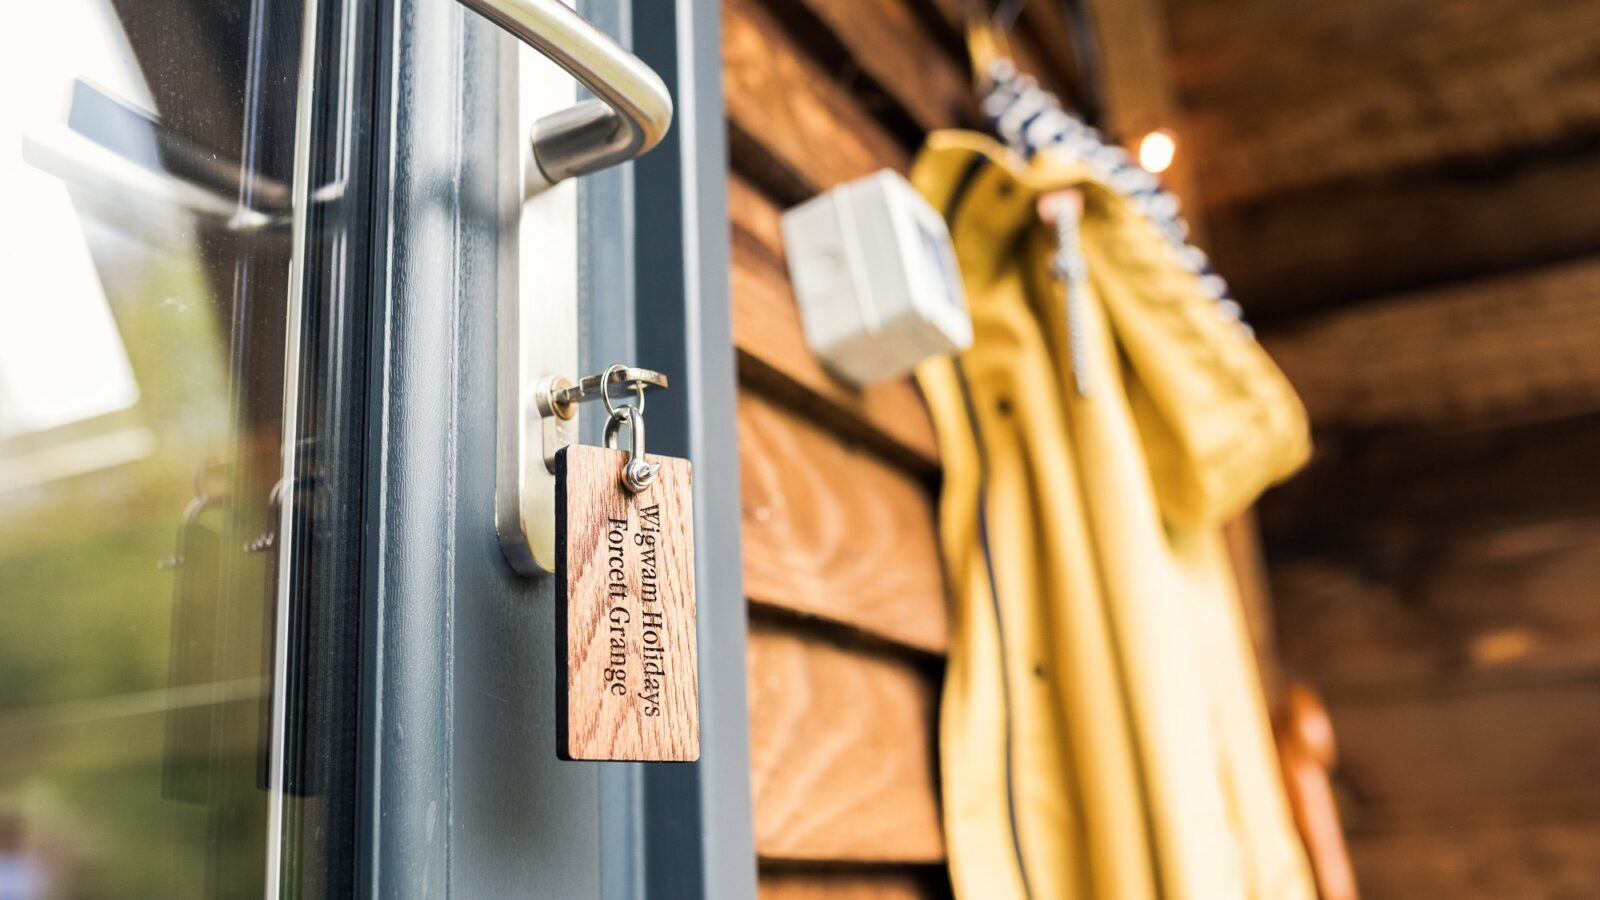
[457,0,672,188]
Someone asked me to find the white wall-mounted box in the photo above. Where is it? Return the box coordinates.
[779,170,972,387]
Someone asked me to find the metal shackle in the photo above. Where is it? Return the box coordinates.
[603,405,659,493]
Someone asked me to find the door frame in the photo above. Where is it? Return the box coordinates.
[356,0,754,896]
[630,3,756,897]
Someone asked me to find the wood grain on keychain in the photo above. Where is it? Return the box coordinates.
[556,445,699,761]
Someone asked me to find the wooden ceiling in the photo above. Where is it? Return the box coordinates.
[1163,0,1600,322]
[1159,1,1600,896]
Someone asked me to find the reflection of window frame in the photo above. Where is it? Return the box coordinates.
[1,77,304,494]
[0,413,155,494]
[0,0,363,895]
[24,80,293,236]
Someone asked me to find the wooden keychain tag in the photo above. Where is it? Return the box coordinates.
[555,434,699,762]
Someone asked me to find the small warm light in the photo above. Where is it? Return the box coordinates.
[1469,628,1537,666]
[1137,129,1178,174]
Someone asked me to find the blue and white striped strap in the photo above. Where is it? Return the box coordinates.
[982,59,1250,335]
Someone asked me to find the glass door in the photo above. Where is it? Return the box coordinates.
[0,0,750,895]
[358,1,755,896]
[0,0,369,896]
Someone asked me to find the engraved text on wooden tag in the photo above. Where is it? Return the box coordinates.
[555,444,699,761]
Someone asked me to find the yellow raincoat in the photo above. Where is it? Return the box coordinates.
[913,131,1316,900]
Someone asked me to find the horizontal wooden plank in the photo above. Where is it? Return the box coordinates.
[1082,0,1176,140]
[1327,671,1600,830]
[748,620,945,862]
[1206,138,1600,322]
[1263,257,1600,432]
[1262,415,1600,554]
[729,175,940,469]
[1015,1,1090,109]
[724,0,910,202]
[920,0,1084,109]
[1347,819,1600,900]
[1076,0,1211,283]
[1169,0,1600,209]
[1273,518,1600,690]
[1263,415,1600,687]
[739,391,947,654]
[759,866,948,900]
[770,0,972,133]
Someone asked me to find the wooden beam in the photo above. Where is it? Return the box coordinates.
[1167,0,1600,210]
[748,620,945,862]
[724,0,910,202]
[1264,256,1600,432]
[1325,670,1600,830]
[1206,139,1600,322]
[1261,414,1600,556]
[919,0,1083,108]
[1016,1,1088,97]
[1263,415,1600,687]
[1080,0,1174,140]
[730,175,941,469]
[1077,0,1206,242]
[1272,517,1600,691]
[759,867,946,899]
[769,0,973,133]
[1346,820,1600,900]
[739,391,947,655]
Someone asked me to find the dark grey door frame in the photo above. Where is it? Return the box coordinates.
[631,3,756,897]
[359,0,754,896]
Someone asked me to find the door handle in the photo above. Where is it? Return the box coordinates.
[456,0,673,190]
[477,0,673,576]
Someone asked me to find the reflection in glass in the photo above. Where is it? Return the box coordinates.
[0,0,324,896]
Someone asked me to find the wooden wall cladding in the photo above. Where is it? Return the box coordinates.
[769,0,972,133]
[1205,155,1600,321]
[1166,0,1600,320]
[1262,257,1600,432]
[759,866,951,900]
[725,0,1099,890]
[1261,414,1600,690]
[1331,672,1600,828]
[1167,0,1600,209]
[1258,412,1600,891]
[729,175,941,470]
[722,0,1005,890]
[723,0,909,203]
[747,620,944,863]
[1346,821,1600,900]
[739,392,947,654]
[1167,0,1600,893]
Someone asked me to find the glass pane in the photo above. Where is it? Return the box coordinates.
[0,0,353,896]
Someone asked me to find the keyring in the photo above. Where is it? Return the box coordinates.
[600,363,647,418]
